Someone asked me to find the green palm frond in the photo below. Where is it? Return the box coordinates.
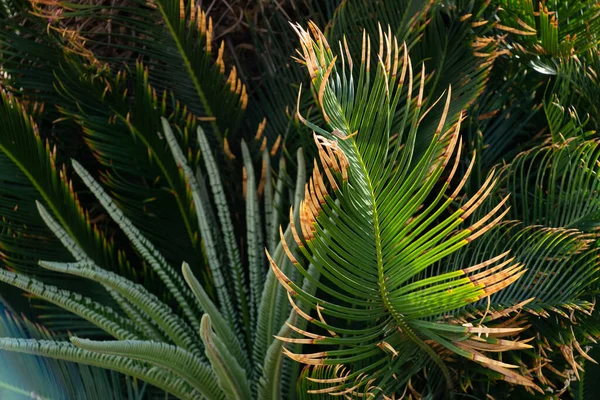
[17,0,248,140]
[447,109,600,392]
[503,139,600,230]
[268,23,538,397]
[451,223,598,312]
[0,88,126,331]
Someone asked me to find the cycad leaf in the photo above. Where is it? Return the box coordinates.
[149,0,247,138]
[267,23,536,396]
[53,59,207,273]
[196,123,250,336]
[38,260,203,359]
[450,223,599,313]
[70,160,202,332]
[161,119,240,340]
[241,139,266,331]
[0,80,121,314]
[504,139,600,231]
[13,0,247,140]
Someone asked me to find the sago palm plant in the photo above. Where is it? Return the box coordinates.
[0,0,600,399]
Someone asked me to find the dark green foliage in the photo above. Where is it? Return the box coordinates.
[1,0,600,399]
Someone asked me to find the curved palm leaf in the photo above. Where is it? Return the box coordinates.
[503,139,600,231]
[269,23,537,397]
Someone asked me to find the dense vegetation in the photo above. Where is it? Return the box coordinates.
[1,0,600,398]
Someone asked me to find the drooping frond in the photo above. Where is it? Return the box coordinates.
[450,223,598,313]
[0,86,117,273]
[0,87,126,331]
[53,60,209,274]
[0,267,142,340]
[38,259,203,359]
[446,111,600,393]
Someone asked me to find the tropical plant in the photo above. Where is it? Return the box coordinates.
[1,0,600,399]
[0,102,309,399]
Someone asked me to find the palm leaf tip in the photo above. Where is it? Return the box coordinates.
[267,21,535,396]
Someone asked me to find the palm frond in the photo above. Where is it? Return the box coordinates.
[0,337,200,399]
[0,88,127,331]
[269,23,538,397]
[446,110,600,393]
[450,223,598,313]
[15,0,247,140]
[503,139,600,230]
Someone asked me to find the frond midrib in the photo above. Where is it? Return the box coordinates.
[348,138,453,387]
